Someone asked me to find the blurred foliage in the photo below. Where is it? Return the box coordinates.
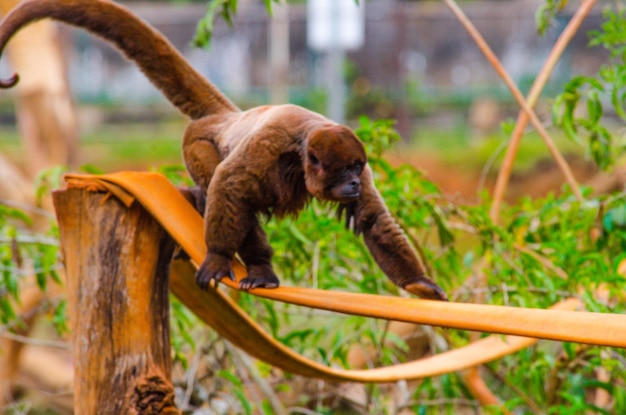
[193,0,280,48]
[535,0,569,36]
[0,196,65,336]
[553,7,626,171]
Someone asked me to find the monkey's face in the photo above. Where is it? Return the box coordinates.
[305,126,367,203]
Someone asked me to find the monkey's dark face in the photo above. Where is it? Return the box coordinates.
[305,126,367,203]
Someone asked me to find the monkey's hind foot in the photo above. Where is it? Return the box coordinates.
[404,279,448,301]
[239,264,280,291]
[195,253,235,290]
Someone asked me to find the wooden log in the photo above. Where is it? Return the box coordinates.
[52,187,180,415]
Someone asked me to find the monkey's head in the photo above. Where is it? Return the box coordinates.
[305,125,367,203]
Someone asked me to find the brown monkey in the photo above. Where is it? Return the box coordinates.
[0,0,447,301]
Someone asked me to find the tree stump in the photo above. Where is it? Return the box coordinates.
[53,187,180,415]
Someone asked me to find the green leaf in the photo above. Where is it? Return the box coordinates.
[287,224,312,246]
[34,165,68,205]
[52,300,69,334]
[500,118,516,135]
[0,205,32,226]
[427,204,455,247]
[280,328,314,346]
[2,261,18,300]
[217,369,243,387]
[613,89,626,120]
[80,164,104,174]
[232,388,252,415]
[193,0,236,49]
[586,91,603,125]
[31,252,51,292]
[0,298,16,324]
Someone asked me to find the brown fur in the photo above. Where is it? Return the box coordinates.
[0,0,446,300]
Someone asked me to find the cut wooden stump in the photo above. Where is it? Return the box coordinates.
[53,187,180,415]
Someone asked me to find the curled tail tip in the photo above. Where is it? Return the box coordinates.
[404,280,448,301]
[0,73,19,89]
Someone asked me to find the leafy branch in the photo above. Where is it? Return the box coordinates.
[553,7,626,171]
[193,0,279,48]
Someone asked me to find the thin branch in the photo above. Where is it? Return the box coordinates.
[226,341,288,415]
[514,243,569,280]
[0,235,59,246]
[402,223,434,277]
[483,363,542,414]
[478,138,509,194]
[182,345,204,409]
[443,0,584,209]
[287,408,324,415]
[0,329,68,349]
[397,397,480,411]
[0,198,55,219]
[490,0,599,221]
[0,263,64,279]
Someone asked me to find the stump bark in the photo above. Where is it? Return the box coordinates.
[53,187,180,415]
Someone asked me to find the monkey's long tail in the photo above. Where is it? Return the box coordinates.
[0,0,239,118]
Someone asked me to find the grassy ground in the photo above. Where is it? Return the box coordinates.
[405,122,584,174]
[78,121,186,171]
[0,120,186,173]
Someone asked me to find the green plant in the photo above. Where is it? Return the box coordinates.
[193,0,280,48]
[553,7,626,170]
[0,197,65,332]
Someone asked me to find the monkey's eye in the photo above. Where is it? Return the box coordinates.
[309,153,320,166]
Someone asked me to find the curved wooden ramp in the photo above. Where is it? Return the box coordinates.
[63,172,626,383]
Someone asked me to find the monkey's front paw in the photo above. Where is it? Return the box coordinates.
[195,253,235,290]
[239,264,280,291]
[404,278,448,301]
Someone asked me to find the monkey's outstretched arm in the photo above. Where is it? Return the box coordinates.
[348,167,448,301]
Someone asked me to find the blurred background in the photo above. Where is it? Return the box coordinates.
[0,0,615,201]
[1,1,625,414]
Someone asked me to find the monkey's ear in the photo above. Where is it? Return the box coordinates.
[337,202,360,235]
